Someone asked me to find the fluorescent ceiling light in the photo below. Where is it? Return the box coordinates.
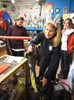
[11,0,15,3]
[35,0,39,2]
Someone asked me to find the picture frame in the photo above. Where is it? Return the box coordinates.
[63,7,67,13]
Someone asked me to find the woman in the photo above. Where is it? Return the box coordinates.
[7,17,29,56]
[28,22,61,100]
[58,18,74,79]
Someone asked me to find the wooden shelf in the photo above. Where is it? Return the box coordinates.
[0,45,7,56]
[0,55,28,99]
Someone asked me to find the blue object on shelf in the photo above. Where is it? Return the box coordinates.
[1,93,9,100]
[25,27,43,31]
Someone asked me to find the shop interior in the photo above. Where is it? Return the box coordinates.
[0,0,74,100]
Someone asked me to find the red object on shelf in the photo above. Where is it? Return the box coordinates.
[0,63,10,74]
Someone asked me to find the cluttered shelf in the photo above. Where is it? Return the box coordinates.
[0,55,28,83]
[0,55,28,99]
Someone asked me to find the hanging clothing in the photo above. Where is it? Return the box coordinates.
[2,11,13,29]
[0,10,4,16]
[0,16,7,31]
[0,16,7,36]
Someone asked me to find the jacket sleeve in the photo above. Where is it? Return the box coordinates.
[30,32,44,46]
[7,26,12,36]
[67,32,74,54]
[44,44,61,80]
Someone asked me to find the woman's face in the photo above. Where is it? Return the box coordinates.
[64,20,70,29]
[16,20,24,27]
[44,25,56,39]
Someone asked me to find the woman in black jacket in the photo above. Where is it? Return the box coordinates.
[28,22,61,100]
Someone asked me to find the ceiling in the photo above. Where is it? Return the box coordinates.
[1,0,45,3]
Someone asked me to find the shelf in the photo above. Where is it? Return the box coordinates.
[25,27,43,31]
[0,55,28,99]
[0,55,28,83]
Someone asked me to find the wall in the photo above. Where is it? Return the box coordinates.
[0,0,46,24]
[0,0,74,24]
[70,0,74,12]
[46,0,74,17]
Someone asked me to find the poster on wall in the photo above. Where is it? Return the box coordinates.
[70,13,74,23]
[45,2,54,14]
[63,14,70,20]
[45,2,54,22]
[63,7,68,13]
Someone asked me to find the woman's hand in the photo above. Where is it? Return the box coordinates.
[40,77,47,88]
[27,45,33,53]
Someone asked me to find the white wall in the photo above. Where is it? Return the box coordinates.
[0,0,46,24]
